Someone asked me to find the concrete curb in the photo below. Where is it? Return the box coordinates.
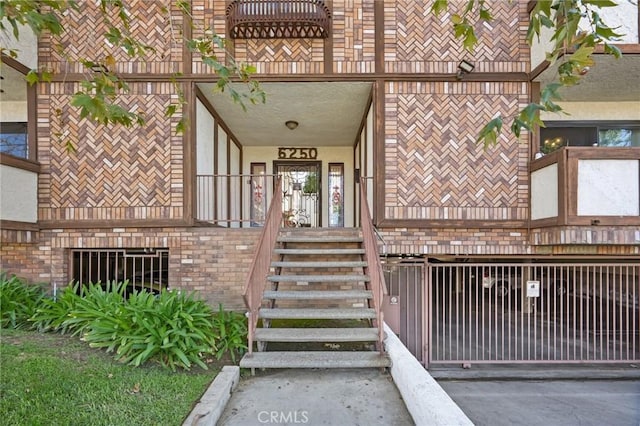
[182,365,240,426]
[383,323,473,426]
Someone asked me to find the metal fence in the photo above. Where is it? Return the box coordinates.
[384,261,640,366]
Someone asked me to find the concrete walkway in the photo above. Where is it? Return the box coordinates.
[217,368,413,425]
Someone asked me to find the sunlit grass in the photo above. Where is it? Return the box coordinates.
[0,329,216,426]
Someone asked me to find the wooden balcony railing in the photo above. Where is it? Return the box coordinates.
[226,0,331,39]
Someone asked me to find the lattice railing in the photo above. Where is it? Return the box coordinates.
[226,0,331,38]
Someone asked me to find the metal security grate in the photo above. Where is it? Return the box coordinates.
[71,249,169,294]
[429,263,640,365]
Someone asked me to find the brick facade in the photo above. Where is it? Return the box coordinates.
[1,0,637,305]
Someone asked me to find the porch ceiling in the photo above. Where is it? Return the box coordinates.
[533,53,640,102]
[197,81,373,147]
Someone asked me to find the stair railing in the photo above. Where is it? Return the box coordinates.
[243,176,283,355]
[359,177,388,354]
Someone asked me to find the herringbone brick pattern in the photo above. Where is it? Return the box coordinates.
[38,82,183,221]
[332,0,376,73]
[385,81,529,221]
[234,39,324,74]
[384,0,528,73]
[40,0,182,74]
[192,0,228,74]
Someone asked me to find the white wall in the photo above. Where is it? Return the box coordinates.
[541,102,640,121]
[577,159,639,216]
[230,143,240,228]
[243,146,355,227]
[589,2,638,43]
[531,164,559,220]
[196,100,214,175]
[530,2,638,69]
[0,101,28,122]
[0,164,37,223]
[0,22,38,69]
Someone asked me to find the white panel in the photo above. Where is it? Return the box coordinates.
[366,106,374,213]
[577,160,639,216]
[0,22,38,69]
[531,164,558,220]
[587,3,638,43]
[196,100,214,175]
[0,164,37,223]
[0,102,28,122]
[217,128,228,226]
[230,143,241,228]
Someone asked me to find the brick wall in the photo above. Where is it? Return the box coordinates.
[0,227,261,310]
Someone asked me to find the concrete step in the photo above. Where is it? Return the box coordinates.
[274,248,365,255]
[267,274,369,283]
[271,260,368,268]
[254,328,380,342]
[259,308,377,320]
[263,290,372,300]
[239,351,390,369]
[278,236,363,243]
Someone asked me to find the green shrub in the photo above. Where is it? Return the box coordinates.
[30,278,242,370]
[0,272,46,329]
[83,288,218,371]
[31,281,126,336]
[212,304,248,362]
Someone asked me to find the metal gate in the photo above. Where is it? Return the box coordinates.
[429,263,639,366]
[383,260,640,367]
[383,259,425,364]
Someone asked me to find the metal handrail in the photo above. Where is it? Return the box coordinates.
[359,177,388,354]
[242,176,283,355]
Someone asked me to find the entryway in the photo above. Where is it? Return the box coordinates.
[275,161,321,227]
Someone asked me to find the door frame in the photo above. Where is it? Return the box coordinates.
[273,160,322,227]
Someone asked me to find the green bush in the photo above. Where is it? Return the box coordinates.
[12,274,246,370]
[212,304,248,362]
[0,272,46,329]
[31,281,126,336]
[83,289,218,371]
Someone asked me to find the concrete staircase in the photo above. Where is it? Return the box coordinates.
[239,227,389,370]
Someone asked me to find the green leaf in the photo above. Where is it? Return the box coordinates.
[25,70,39,85]
[430,0,448,16]
[476,116,503,149]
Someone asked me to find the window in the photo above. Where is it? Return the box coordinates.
[71,249,169,294]
[598,128,640,147]
[0,122,28,158]
[0,59,33,161]
[540,122,640,153]
[328,163,344,227]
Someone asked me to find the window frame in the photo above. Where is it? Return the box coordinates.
[540,120,640,153]
[0,55,38,168]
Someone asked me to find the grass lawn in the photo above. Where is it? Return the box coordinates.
[0,329,218,425]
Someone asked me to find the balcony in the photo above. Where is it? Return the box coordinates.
[531,147,640,229]
[226,0,331,39]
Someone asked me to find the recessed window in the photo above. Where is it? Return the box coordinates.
[0,60,32,161]
[599,128,640,147]
[540,122,640,154]
[71,249,169,294]
[0,122,28,158]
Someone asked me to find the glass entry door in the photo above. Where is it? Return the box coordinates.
[275,161,321,227]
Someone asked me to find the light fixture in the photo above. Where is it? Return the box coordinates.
[456,60,475,80]
[285,120,299,130]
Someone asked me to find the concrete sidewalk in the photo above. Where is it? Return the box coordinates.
[217,368,413,425]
